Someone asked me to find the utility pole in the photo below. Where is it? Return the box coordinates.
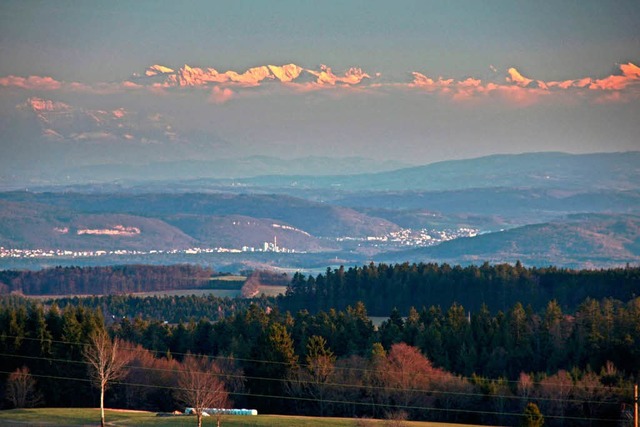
[634,384,638,427]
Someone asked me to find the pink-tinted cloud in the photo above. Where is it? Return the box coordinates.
[588,63,640,91]
[409,72,453,92]
[112,108,126,119]
[121,81,143,89]
[0,75,62,91]
[409,62,640,105]
[488,84,548,107]
[23,96,71,113]
[66,81,144,95]
[0,74,145,95]
[2,61,638,106]
[305,65,370,85]
[209,86,235,104]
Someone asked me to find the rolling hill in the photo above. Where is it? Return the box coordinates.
[0,192,398,253]
[221,151,640,192]
[1,152,638,269]
[0,200,197,250]
[383,213,640,268]
[0,192,400,239]
[163,214,336,252]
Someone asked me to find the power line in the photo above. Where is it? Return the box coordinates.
[0,351,624,410]
[2,333,631,394]
[0,368,623,424]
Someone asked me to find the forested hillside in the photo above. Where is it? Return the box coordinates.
[4,262,640,314]
[1,262,639,425]
[0,264,214,295]
[0,297,638,425]
[281,262,640,314]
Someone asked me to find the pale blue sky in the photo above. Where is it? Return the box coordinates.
[0,0,639,171]
[2,1,638,80]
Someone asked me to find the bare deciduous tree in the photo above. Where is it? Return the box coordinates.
[5,366,43,408]
[84,330,131,427]
[175,354,230,427]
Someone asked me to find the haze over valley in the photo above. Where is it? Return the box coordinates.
[2,3,640,426]
[2,152,639,271]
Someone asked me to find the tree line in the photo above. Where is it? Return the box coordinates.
[281,262,640,314]
[0,297,637,425]
[0,264,214,295]
[43,294,266,324]
[3,262,639,316]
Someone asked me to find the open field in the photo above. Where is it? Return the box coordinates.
[20,285,287,300]
[24,289,243,299]
[0,408,496,426]
[132,289,242,298]
[255,285,288,297]
[209,275,247,282]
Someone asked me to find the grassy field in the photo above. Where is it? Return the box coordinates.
[0,408,494,426]
[19,274,297,300]
[209,275,247,282]
[255,285,288,297]
[132,289,242,298]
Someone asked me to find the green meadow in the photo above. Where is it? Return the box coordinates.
[0,408,493,426]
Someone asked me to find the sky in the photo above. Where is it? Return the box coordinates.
[0,0,639,178]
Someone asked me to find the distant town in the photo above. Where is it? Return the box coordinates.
[0,227,479,260]
[337,227,479,247]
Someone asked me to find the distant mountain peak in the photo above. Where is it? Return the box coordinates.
[22,97,71,113]
[144,64,175,76]
[136,63,372,88]
[267,64,303,82]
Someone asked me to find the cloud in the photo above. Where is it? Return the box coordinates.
[588,62,640,91]
[66,81,144,95]
[209,86,235,104]
[121,81,142,89]
[71,131,118,142]
[1,61,638,106]
[22,97,71,113]
[15,96,184,146]
[0,75,62,91]
[112,108,126,119]
[0,74,145,95]
[409,72,454,93]
[305,65,370,86]
[408,62,640,106]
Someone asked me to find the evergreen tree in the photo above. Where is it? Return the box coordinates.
[521,402,544,427]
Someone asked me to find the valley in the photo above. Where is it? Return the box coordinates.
[1,152,639,271]
[2,5,639,425]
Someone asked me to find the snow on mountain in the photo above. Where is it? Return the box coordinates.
[16,97,175,145]
[141,63,371,87]
[145,64,175,76]
[23,97,72,113]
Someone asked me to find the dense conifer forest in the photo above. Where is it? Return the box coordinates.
[282,262,640,314]
[0,265,214,295]
[0,262,639,425]
[0,295,638,424]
